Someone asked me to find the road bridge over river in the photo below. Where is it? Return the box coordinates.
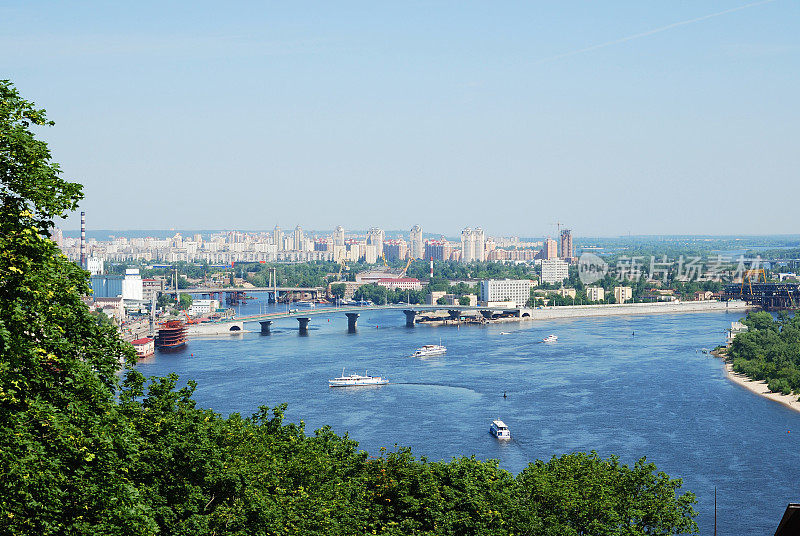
[185,304,527,335]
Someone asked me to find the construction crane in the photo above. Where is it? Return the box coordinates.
[741,268,767,295]
[399,257,413,278]
[183,310,200,325]
[382,252,389,269]
[337,259,348,281]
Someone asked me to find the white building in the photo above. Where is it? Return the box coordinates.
[375,277,422,291]
[586,286,605,302]
[121,269,143,301]
[461,227,486,263]
[87,257,104,275]
[189,299,220,316]
[614,286,633,304]
[367,227,385,258]
[333,226,346,247]
[541,258,569,285]
[479,279,533,308]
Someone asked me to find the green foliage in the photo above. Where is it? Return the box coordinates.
[1,79,149,534]
[1,81,698,536]
[178,293,193,310]
[730,311,800,395]
[329,282,346,299]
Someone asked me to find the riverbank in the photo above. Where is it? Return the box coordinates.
[724,361,800,413]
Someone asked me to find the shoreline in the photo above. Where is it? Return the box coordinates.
[723,361,800,413]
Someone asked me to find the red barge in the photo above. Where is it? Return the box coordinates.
[155,320,187,350]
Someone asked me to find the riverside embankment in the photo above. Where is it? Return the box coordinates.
[519,299,750,321]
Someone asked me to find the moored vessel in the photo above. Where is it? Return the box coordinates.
[155,320,187,350]
[329,369,389,387]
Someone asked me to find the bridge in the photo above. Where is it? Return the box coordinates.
[722,282,800,310]
[185,304,530,335]
[161,286,324,303]
[162,286,324,295]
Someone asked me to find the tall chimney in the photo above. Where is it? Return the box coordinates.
[80,211,86,269]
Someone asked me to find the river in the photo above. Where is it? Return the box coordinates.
[136,296,800,535]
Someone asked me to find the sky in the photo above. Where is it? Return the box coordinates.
[3,1,798,237]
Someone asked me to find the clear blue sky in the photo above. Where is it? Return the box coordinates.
[3,1,798,236]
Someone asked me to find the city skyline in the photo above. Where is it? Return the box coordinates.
[4,1,797,235]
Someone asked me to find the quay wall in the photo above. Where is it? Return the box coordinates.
[518,300,750,321]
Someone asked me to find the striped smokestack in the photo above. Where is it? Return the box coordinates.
[80,211,86,269]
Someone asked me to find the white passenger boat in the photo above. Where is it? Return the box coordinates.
[294,300,316,309]
[410,344,447,358]
[489,420,511,440]
[542,334,558,343]
[329,368,389,387]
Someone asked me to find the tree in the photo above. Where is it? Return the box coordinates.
[0,80,152,533]
[459,295,471,306]
[330,282,346,299]
[178,293,193,310]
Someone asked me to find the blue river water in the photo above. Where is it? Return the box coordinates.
[137,297,800,535]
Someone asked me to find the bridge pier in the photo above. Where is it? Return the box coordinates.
[259,320,272,335]
[345,313,359,333]
[447,309,462,320]
[403,310,417,327]
[297,317,310,335]
[480,309,494,320]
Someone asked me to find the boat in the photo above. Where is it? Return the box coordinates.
[500,331,511,335]
[329,369,389,387]
[294,300,316,309]
[155,320,187,350]
[489,420,511,440]
[410,344,447,358]
[542,334,558,343]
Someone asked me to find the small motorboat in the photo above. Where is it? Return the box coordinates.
[542,334,558,343]
[489,420,511,440]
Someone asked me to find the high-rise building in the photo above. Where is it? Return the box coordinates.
[461,228,474,262]
[461,227,486,262]
[541,258,569,284]
[538,237,558,260]
[293,225,304,251]
[273,225,283,251]
[560,229,573,261]
[424,239,453,261]
[409,225,423,259]
[384,239,408,260]
[367,227,385,258]
[333,225,346,247]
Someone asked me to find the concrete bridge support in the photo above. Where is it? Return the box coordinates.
[345,313,359,332]
[297,317,310,335]
[480,309,495,320]
[403,310,417,327]
[259,320,272,335]
[448,309,462,320]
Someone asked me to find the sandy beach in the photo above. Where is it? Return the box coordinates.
[724,361,800,413]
